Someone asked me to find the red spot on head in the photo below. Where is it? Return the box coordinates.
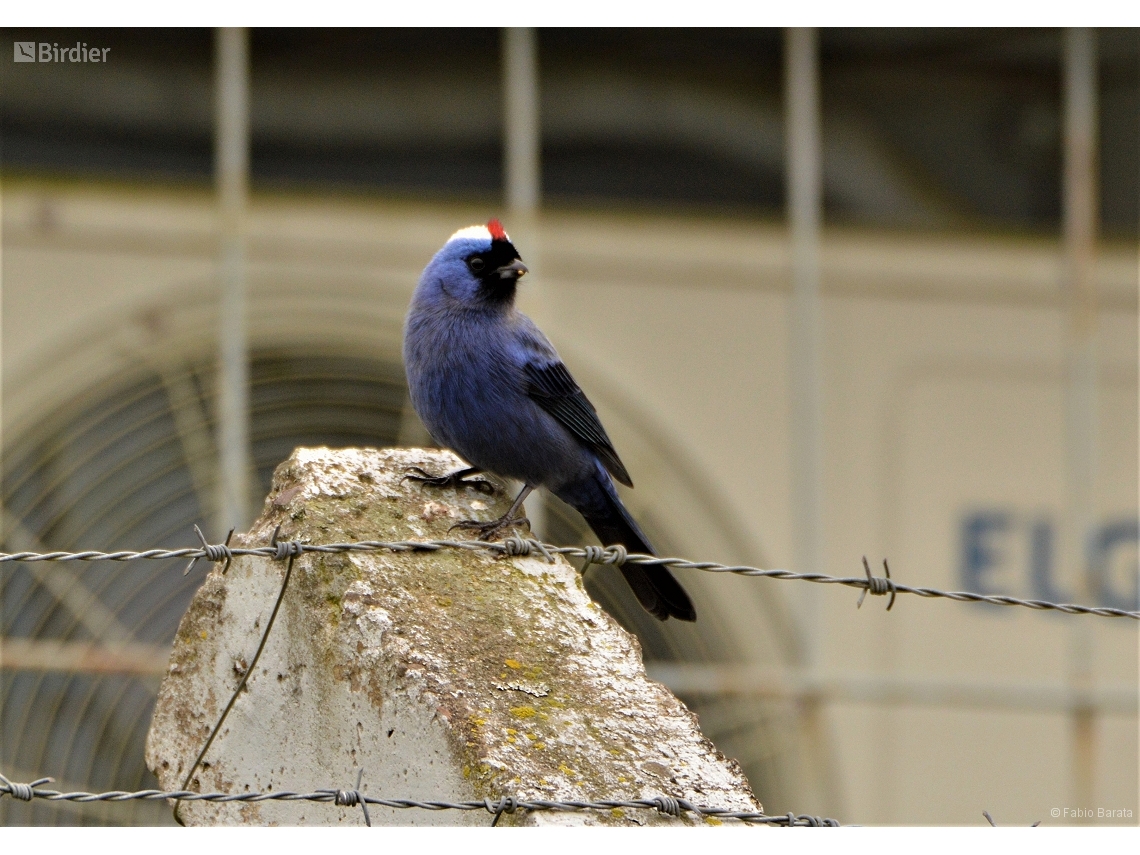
[487,218,507,242]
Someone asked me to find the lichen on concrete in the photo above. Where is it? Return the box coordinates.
[145,446,761,826]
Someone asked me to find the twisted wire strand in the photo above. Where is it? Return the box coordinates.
[172,527,299,826]
[2,537,1136,620]
[0,773,837,826]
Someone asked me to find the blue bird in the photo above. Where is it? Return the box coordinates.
[403,219,696,622]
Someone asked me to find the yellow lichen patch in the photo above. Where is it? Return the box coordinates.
[506,736,517,744]
[505,728,517,735]
[509,705,536,719]
[472,718,486,727]
[533,742,545,749]
[524,733,535,741]
[462,766,471,779]
[611,808,625,819]
[435,596,452,607]
[504,659,522,669]
[558,763,578,777]
[704,816,723,826]
[199,630,208,639]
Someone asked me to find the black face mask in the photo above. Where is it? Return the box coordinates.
[467,220,526,300]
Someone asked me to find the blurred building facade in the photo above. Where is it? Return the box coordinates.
[1,28,1137,826]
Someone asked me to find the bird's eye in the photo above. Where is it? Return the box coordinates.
[468,257,485,273]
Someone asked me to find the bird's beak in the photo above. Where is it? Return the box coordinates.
[495,260,528,280]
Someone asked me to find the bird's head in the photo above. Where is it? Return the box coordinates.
[417,219,528,308]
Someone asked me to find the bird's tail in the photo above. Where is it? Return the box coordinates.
[557,472,696,622]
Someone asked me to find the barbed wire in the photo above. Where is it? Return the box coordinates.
[1,525,845,829]
[0,772,839,826]
[3,529,1112,829]
[1,534,1136,620]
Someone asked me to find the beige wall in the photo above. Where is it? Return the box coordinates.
[2,178,1137,825]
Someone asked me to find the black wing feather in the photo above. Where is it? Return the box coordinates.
[524,361,633,487]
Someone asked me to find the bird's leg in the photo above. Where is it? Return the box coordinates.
[449,485,534,542]
[402,465,496,495]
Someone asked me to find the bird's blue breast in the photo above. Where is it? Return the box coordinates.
[403,303,593,489]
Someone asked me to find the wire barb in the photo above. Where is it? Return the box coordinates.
[581,544,628,572]
[486,794,519,826]
[270,525,304,560]
[500,535,554,563]
[857,556,897,610]
[320,769,371,826]
[0,772,53,801]
[184,526,235,576]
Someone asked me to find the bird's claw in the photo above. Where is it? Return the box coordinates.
[402,466,496,495]
[448,515,530,542]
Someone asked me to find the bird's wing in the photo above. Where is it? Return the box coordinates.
[524,360,633,487]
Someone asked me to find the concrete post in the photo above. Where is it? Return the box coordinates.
[146,447,761,825]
